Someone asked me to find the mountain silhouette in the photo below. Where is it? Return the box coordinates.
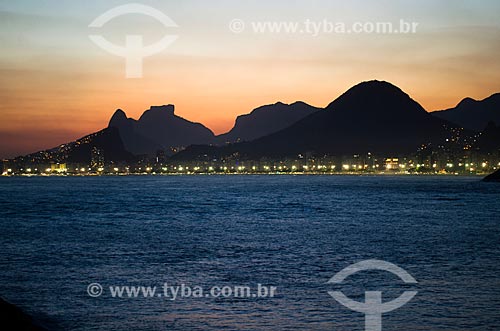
[215,101,320,144]
[109,105,215,155]
[9,80,499,164]
[108,109,160,156]
[109,102,319,154]
[174,80,456,160]
[432,93,500,131]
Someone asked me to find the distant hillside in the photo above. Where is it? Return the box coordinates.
[11,127,133,165]
[432,94,500,131]
[215,101,320,144]
[473,122,500,154]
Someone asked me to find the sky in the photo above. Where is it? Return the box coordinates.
[0,0,499,158]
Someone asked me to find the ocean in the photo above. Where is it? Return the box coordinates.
[1,175,499,330]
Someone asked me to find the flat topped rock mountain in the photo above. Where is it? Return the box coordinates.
[433,93,500,131]
[108,105,215,156]
[174,80,456,160]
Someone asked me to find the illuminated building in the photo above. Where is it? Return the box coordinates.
[385,158,399,170]
[50,163,67,173]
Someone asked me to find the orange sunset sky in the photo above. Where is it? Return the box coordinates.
[1,0,500,158]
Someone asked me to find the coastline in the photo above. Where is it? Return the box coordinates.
[0,172,489,177]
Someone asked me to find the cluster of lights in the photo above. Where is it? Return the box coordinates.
[4,153,499,175]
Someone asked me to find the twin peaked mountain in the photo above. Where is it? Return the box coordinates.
[14,80,500,163]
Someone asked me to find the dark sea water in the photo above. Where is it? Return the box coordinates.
[0,175,499,330]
